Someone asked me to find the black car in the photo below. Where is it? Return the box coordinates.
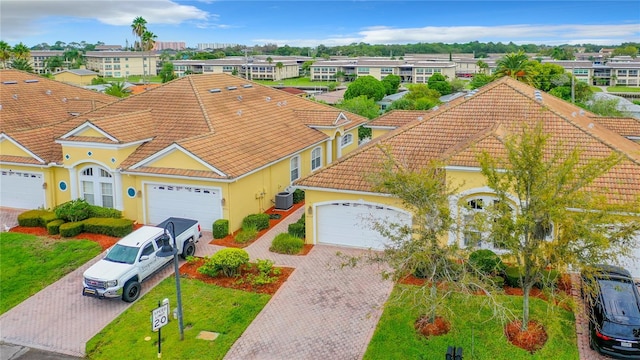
[582,264,640,359]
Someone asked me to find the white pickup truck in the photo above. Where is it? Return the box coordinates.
[82,217,201,302]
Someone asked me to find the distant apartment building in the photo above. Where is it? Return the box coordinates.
[543,58,640,87]
[153,41,186,51]
[29,50,65,74]
[197,43,239,51]
[84,51,159,77]
[172,57,300,81]
[310,59,457,83]
[95,45,123,51]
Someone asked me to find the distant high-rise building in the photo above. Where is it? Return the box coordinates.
[197,43,239,51]
[154,41,186,51]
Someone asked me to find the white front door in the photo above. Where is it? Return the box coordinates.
[0,170,45,209]
[146,184,222,230]
[316,202,412,250]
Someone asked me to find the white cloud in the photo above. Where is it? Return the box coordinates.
[0,0,209,41]
[259,24,640,47]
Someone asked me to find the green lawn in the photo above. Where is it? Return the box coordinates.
[86,277,270,360]
[365,286,578,360]
[0,232,102,314]
[101,75,162,84]
[590,86,603,92]
[606,86,640,93]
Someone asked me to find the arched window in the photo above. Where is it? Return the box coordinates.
[341,133,353,147]
[79,165,114,208]
[311,147,322,171]
[461,195,513,250]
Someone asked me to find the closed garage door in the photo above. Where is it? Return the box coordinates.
[0,170,45,209]
[616,234,640,280]
[146,184,222,230]
[317,202,411,250]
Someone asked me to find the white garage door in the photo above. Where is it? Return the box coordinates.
[0,170,45,209]
[146,184,222,230]
[616,234,640,280]
[317,202,412,250]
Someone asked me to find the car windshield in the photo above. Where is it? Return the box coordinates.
[105,244,139,264]
[598,279,640,323]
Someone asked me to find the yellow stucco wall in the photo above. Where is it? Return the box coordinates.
[53,73,97,86]
[0,139,32,157]
[371,128,391,140]
[145,151,211,171]
[75,127,105,138]
[61,144,141,169]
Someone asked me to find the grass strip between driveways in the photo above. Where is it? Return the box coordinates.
[0,232,102,314]
[365,285,579,360]
[86,277,270,360]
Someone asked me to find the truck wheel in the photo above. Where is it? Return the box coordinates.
[122,280,141,302]
[181,241,195,259]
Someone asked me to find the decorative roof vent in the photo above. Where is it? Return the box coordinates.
[209,88,221,93]
[62,97,67,103]
[24,79,39,83]
[579,109,585,116]
[588,123,595,129]
[237,95,243,101]
[242,84,253,88]
[226,86,237,91]
[237,110,242,116]
[265,96,271,102]
[282,100,287,106]
[431,106,439,111]
[12,94,18,100]
[0,104,2,110]
[417,116,423,121]
[2,81,17,85]
[277,101,282,107]
[46,89,52,95]
[571,112,577,117]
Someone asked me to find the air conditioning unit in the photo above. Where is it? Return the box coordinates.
[275,192,293,210]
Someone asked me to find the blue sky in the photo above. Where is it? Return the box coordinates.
[1,1,639,48]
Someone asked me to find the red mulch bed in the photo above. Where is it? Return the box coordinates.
[179,257,293,295]
[505,320,548,354]
[210,202,312,255]
[415,315,451,337]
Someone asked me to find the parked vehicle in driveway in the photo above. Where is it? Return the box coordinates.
[582,264,640,359]
[82,217,200,302]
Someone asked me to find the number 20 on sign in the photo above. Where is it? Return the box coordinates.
[152,303,169,331]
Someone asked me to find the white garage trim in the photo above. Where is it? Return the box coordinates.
[314,200,412,250]
[0,170,46,209]
[143,182,222,231]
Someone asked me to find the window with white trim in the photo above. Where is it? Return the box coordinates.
[461,195,513,250]
[79,165,114,208]
[290,156,300,182]
[311,147,322,171]
[341,133,354,147]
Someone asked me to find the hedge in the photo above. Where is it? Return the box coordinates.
[241,214,270,231]
[59,222,84,237]
[212,219,229,239]
[17,210,54,227]
[288,222,305,238]
[198,248,250,277]
[55,199,91,222]
[468,249,505,275]
[292,189,305,204]
[82,218,134,237]
[88,205,122,219]
[235,227,258,244]
[46,219,65,235]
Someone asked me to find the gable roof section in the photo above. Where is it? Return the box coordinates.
[59,110,155,145]
[0,133,46,164]
[593,117,640,139]
[0,70,116,133]
[296,77,640,204]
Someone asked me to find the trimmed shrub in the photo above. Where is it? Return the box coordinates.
[17,210,51,227]
[235,226,258,244]
[288,222,305,238]
[59,221,84,237]
[55,199,91,222]
[241,214,270,231]
[82,218,134,237]
[46,219,65,235]
[292,189,305,204]
[504,266,523,288]
[198,248,249,277]
[88,205,122,219]
[490,275,506,288]
[468,249,505,275]
[40,212,59,226]
[268,213,281,220]
[270,233,304,254]
[212,219,229,239]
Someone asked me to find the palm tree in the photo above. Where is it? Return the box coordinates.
[11,58,34,73]
[476,60,489,75]
[495,51,536,85]
[63,48,83,69]
[141,30,157,83]
[44,56,64,73]
[131,16,148,52]
[12,42,30,60]
[275,62,284,81]
[0,41,12,69]
[104,81,130,98]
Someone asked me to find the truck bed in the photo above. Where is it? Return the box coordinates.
[155,217,199,237]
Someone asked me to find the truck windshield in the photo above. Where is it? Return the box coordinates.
[105,244,139,264]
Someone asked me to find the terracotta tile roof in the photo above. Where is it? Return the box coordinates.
[0,70,116,132]
[279,87,306,96]
[3,73,367,179]
[128,83,161,95]
[592,117,640,138]
[367,110,432,128]
[0,154,43,165]
[296,77,640,204]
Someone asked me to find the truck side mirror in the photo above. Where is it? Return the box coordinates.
[139,255,150,262]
